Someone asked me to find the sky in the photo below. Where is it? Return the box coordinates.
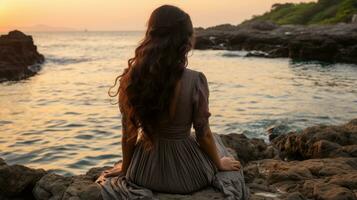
[0,0,315,31]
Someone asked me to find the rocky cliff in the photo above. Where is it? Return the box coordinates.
[0,119,356,200]
[194,21,357,64]
[0,30,45,82]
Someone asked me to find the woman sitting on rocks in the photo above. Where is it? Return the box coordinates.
[96,5,249,200]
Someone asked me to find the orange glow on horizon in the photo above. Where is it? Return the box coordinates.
[0,0,316,32]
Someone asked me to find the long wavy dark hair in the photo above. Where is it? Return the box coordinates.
[109,5,194,149]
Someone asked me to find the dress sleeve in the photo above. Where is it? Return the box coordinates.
[192,72,211,140]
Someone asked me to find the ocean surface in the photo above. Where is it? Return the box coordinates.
[1,31,357,176]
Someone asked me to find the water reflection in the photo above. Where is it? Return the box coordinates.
[0,32,356,175]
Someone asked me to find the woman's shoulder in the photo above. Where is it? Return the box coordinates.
[184,68,207,81]
[183,68,208,94]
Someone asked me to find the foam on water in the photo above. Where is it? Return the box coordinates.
[0,31,357,175]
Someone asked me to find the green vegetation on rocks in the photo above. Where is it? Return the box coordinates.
[246,0,357,25]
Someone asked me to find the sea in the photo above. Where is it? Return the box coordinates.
[1,31,357,176]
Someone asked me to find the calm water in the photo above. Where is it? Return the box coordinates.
[1,31,357,175]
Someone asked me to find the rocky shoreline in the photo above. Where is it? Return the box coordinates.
[0,30,44,82]
[0,119,356,200]
[194,21,357,64]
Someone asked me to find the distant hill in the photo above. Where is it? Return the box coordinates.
[0,24,77,32]
[245,0,357,25]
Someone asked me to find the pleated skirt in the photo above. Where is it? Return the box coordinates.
[96,133,249,200]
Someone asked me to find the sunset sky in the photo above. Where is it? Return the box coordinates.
[0,0,315,31]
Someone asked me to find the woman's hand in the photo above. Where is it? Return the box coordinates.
[218,156,241,171]
[103,164,124,178]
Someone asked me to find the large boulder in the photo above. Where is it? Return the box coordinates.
[244,157,357,200]
[272,119,357,160]
[0,30,45,81]
[220,133,279,165]
[0,158,47,199]
[33,173,103,200]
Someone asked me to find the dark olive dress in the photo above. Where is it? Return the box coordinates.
[96,68,249,200]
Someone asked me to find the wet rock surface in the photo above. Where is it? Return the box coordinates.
[272,118,357,160]
[245,157,357,200]
[0,30,45,82]
[0,158,46,199]
[0,119,356,199]
[194,21,357,64]
[220,133,279,165]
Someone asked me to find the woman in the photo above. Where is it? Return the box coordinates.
[96,5,249,200]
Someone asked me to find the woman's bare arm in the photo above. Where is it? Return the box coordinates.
[197,127,241,171]
[197,127,222,168]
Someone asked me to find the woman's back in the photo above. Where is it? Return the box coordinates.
[154,68,203,137]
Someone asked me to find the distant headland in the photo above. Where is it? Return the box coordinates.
[193,0,357,64]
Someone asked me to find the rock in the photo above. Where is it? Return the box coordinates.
[85,166,112,181]
[33,173,72,200]
[0,158,6,165]
[155,187,224,200]
[244,157,357,199]
[339,45,357,63]
[33,173,103,200]
[352,14,357,23]
[266,122,291,141]
[194,36,216,50]
[328,173,357,189]
[0,30,45,82]
[285,192,306,200]
[288,36,339,62]
[239,20,279,31]
[194,22,357,64]
[194,34,228,50]
[272,118,357,160]
[313,183,356,200]
[0,159,47,198]
[63,175,103,200]
[220,133,278,165]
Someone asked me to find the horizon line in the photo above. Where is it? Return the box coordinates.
[0,29,147,33]
[0,23,239,34]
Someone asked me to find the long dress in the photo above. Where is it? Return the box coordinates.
[96,68,249,200]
